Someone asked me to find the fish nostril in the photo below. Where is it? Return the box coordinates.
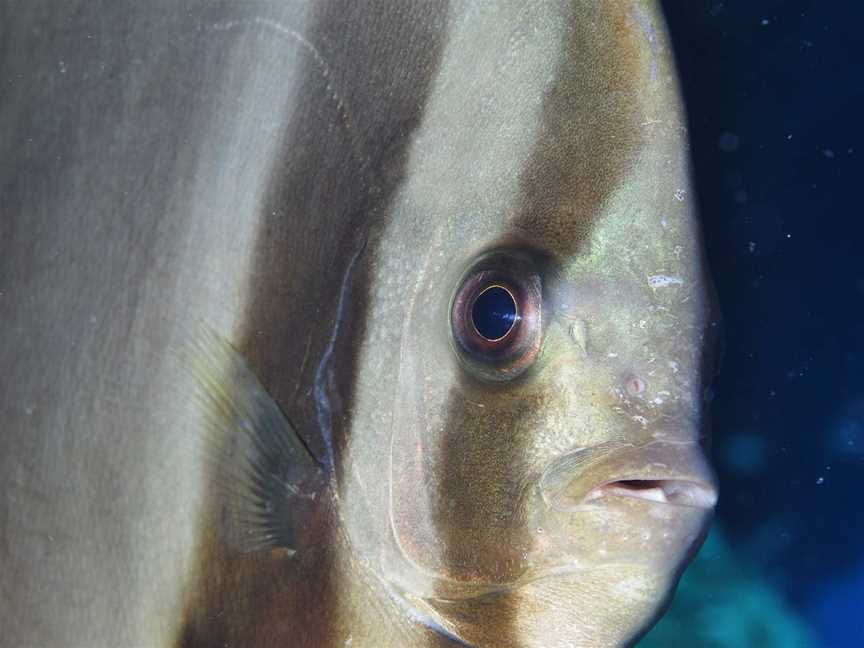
[625,376,646,397]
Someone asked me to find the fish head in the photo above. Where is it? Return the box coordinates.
[341,2,717,645]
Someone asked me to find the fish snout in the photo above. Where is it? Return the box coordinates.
[539,439,718,512]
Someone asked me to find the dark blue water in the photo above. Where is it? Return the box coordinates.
[641,3,864,646]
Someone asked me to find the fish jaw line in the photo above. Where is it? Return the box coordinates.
[520,439,717,583]
[375,435,716,602]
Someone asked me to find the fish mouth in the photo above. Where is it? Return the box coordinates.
[540,439,718,512]
[586,477,717,508]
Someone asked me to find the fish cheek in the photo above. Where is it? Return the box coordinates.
[386,330,540,592]
[431,385,536,586]
[391,401,534,587]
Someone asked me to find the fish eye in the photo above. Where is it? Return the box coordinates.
[471,285,518,341]
[450,253,543,381]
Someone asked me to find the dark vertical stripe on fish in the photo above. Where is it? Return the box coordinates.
[511,2,646,258]
[176,2,449,647]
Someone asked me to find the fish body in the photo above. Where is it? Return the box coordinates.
[0,1,714,647]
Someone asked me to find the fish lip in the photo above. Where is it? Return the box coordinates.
[539,439,718,512]
[583,477,718,509]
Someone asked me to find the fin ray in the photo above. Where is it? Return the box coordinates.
[185,328,324,554]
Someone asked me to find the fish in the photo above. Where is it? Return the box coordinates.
[0,1,715,647]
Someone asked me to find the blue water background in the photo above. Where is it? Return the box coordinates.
[641,2,864,646]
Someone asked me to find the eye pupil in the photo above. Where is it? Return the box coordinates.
[471,285,519,341]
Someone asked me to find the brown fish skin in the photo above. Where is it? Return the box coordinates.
[0,2,713,648]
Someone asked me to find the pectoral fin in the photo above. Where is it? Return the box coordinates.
[185,328,325,555]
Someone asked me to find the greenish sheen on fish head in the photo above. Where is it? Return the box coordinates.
[338,2,717,646]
